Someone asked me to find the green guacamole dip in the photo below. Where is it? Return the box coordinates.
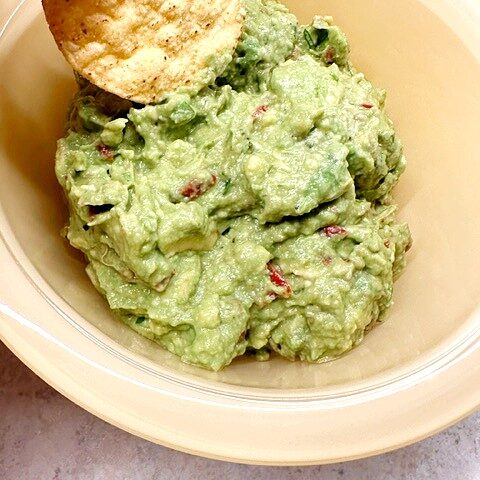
[56,0,411,371]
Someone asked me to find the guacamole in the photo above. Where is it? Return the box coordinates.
[56,0,411,371]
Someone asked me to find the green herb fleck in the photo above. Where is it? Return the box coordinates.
[135,316,147,325]
[304,29,315,49]
[223,178,232,195]
[304,27,329,50]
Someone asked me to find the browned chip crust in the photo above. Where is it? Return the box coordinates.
[43,0,244,103]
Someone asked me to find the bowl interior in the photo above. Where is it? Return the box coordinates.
[1,0,479,392]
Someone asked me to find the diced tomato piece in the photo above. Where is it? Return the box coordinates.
[181,180,204,199]
[323,256,333,266]
[181,174,217,200]
[324,46,335,64]
[324,225,347,237]
[267,263,292,298]
[253,105,269,119]
[96,144,114,160]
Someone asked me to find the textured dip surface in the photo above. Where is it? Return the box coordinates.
[56,0,411,370]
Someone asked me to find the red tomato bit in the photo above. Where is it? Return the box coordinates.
[323,256,333,266]
[96,144,114,160]
[253,105,269,119]
[323,46,336,64]
[361,103,374,109]
[267,263,292,298]
[181,181,204,199]
[324,225,347,238]
[181,174,217,200]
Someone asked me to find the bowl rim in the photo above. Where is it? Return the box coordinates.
[0,0,479,465]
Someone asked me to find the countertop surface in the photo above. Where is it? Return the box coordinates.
[0,342,479,480]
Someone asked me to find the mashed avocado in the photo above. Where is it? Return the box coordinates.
[56,0,411,371]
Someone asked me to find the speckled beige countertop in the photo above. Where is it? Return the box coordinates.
[0,342,478,479]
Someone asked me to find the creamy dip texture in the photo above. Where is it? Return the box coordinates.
[56,0,411,370]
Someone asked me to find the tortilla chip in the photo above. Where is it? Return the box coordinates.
[42,0,244,104]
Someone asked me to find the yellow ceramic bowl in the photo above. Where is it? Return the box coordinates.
[1,0,479,465]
